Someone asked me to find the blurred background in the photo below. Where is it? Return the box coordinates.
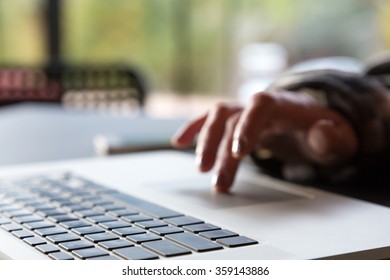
[0,0,389,116]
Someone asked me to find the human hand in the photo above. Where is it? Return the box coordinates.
[171,91,358,193]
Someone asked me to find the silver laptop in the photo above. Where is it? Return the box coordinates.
[1,150,390,260]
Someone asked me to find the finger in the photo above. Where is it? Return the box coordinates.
[232,93,278,158]
[307,119,358,165]
[212,113,241,193]
[196,104,241,172]
[171,114,207,148]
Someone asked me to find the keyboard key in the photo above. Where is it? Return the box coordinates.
[135,220,169,229]
[75,209,103,218]
[183,223,221,233]
[51,198,74,207]
[1,223,23,232]
[47,233,80,244]
[83,182,117,194]
[63,186,89,195]
[37,209,67,217]
[23,221,55,230]
[142,240,191,257]
[126,233,161,244]
[216,236,258,247]
[27,203,54,211]
[95,204,124,212]
[12,229,34,239]
[85,232,119,243]
[59,240,95,251]
[14,197,40,204]
[87,255,121,260]
[0,217,11,225]
[3,209,32,218]
[107,209,138,217]
[112,227,146,237]
[72,193,97,202]
[199,229,238,240]
[88,198,113,206]
[48,214,78,223]
[62,203,89,212]
[49,251,74,260]
[109,192,183,219]
[114,246,159,260]
[85,215,116,224]
[72,226,105,236]
[25,200,49,208]
[72,247,109,259]
[35,226,68,237]
[36,244,61,254]
[122,214,153,223]
[60,220,91,229]
[99,220,131,230]
[24,236,46,246]
[150,225,184,236]
[164,216,203,227]
[99,239,134,250]
[166,233,223,252]
[0,204,19,212]
[13,215,43,224]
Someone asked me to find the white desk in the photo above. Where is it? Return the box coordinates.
[0,103,186,166]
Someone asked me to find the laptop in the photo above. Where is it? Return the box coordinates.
[1,150,390,260]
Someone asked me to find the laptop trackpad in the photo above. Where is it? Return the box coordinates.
[145,177,310,210]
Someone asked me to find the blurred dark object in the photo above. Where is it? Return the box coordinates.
[59,65,147,111]
[364,53,390,89]
[0,65,147,111]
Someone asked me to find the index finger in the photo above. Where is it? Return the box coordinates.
[171,114,207,148]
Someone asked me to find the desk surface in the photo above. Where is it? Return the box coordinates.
[0,103,186,166]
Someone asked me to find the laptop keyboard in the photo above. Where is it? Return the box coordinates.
[0,173,258,260]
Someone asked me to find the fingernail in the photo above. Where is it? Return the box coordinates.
[195,154,203,168]
[232,139,241,155]
[232,138,246,157]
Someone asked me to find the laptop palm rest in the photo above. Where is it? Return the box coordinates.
[145,177,309,210]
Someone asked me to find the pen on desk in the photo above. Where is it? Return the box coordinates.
[93,134,175,156]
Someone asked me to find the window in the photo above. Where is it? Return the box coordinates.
[0,0,389,95]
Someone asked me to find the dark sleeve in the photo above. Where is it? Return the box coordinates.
[250,68,390,187]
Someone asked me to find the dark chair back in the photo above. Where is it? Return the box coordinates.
[59,65,147,112]
[0,67,62,106]
[0,65,147,111]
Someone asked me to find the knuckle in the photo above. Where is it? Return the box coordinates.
[251,92,275,107]
[212,102,229,118]
[226,114,238,130]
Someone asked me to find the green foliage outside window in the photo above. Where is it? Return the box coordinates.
[0,0,388,95]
